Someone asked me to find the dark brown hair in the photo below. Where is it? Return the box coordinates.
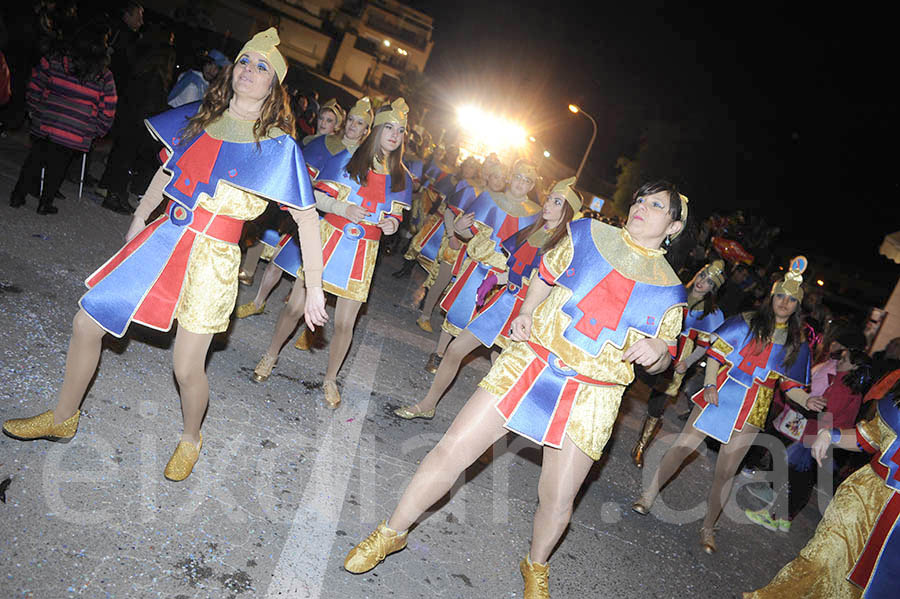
[747,296,805,368]
[179,63,295,147]
[345,106,407,193]
[514,201,575,253]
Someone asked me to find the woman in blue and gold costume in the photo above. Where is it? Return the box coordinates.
[745,372,900,599]
[630,259,726,467]
[394,177,578,420]
[2,28,328,482]
[250,99,413,408]
[344,181,689,599]
[235,96,373,322]
[408,155,484,332]
[422,159,541,373]
[633,257,820,552]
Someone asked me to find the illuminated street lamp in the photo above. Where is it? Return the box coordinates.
[568,103,597,183]
[543,150,551,158]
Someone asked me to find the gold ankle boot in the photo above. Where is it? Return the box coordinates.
[631,415,661,469]
[3,410,80,441]
[235,300,265,319]
[164,434,202,481]
[252,353,278,383]
[323,380,341,409]
[699,526,718,554]
[294,329,312,351]
[520,555,550,599]
[344,521,408,573]
[416,315,433,333]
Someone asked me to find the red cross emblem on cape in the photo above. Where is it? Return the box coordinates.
[173,133,223,198]
[737,338,773,376]
[574,270,636,341]
[358,172,387,214]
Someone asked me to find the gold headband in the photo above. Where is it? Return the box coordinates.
[348,96,374,126]
[772,255,808,301]
[236,27,287,83]
[319,98,344,128]
[373,98,409,127]
[549,177,581,212]
[670,193,689,238]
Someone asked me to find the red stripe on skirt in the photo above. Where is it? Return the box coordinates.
[133,231,197,329]
[497,357,545,418]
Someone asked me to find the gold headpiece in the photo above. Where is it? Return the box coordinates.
[511,160,537,183]
[702,259,725,287]
[319,98,345,128]
[483,155,508,179]
[348,96,374,126]
[549,177,581,212]
[373,98,409,128]
[236,27,287,83]
[772,255,807,301]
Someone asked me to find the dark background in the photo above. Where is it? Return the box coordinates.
[413,1,898,303]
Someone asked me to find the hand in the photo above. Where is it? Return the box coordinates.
[812,429,832,467]
[303,286,328,331]
[495,271,509,285]
[674,360,688,374]
[806,395,827,412]
[448,237,461,250]
[703,385,719,407]
[377,216,399,235]
[509,314,532,342]
[622,338,669,368]
[454,212,475,236]
[344,204,370,223]
[125,216,145,243]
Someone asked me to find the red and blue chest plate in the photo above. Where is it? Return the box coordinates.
[502,234,542,291]
[315,152,412,222]
[550,219,686,357]
[712,316,811,389]
[466,190,540,254]
[146,103,315,211]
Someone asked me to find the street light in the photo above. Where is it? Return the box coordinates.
[567,103,597,183]
[543,150,551,158]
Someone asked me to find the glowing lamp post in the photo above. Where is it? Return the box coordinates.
[568,103,597,183]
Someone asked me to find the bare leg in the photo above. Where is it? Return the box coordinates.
[240,243,265,278]
[639,404,708,502]
[264,281,307,358]
[433,330,453,357]
[413,331,482,412]
[388,387,508,531]
[530,435,595,563]
[52,309,108,423]
[252,260,284,307]
[324,297,363,383]
[421,262,453,319]
[172,327,214,445]
[702,425,760,529]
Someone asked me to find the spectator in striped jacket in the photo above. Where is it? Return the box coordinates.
[9,22,116,215]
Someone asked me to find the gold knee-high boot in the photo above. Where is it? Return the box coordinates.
[630,415,661,469]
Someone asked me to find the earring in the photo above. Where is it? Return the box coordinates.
[664,235,671,247]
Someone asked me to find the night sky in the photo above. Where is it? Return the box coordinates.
[413,0,898,301]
